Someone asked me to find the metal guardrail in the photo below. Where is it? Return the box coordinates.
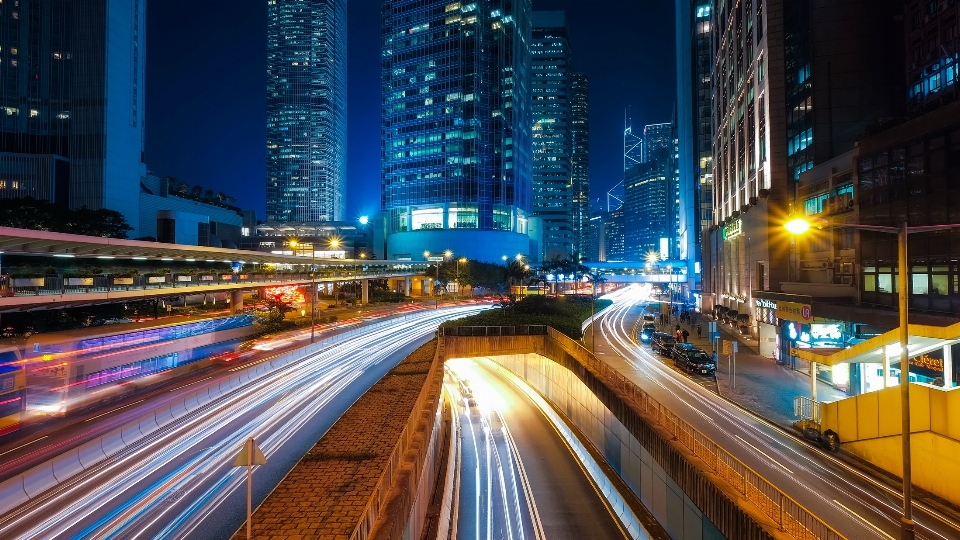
[440,325,548,337]
[793,396,822,424]
[0,269,409,298]
[544,328,845,540]
[350,337,445,540]
[442,325,846,540]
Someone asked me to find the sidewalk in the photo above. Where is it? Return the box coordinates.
[665,315,847,427]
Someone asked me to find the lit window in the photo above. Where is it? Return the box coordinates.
[29,109,38,117]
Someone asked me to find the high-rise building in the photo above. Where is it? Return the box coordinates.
[624,161,669,261]
[266,0,347,223]
[603,207,625,261]
[642,123,672,164]
[531,11,573,260]
[0,0,147,235]
[706,0,903,317]
[570,73,590,259]
[675,0,714,302]
[380,0,534,262]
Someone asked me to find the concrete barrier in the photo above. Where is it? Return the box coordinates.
[50,449,84,483]
[182,394,200,413]
[21,462,58,499]
[154,404,174,428]
[168,398,187,419]
[100,428,127,457]
[138,411,161,437]
[77,438,108,469]
[0,475,28,515]
[120,420,143,446]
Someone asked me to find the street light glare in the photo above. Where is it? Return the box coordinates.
[358,215,369,225]
[444,249,452,258]
[784,218,811,235]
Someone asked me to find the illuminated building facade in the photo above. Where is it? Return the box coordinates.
[570,73,590,259]
[532,11,572,260]
[380,0,534,262]
[267,0,348,223]
[0,0,147,235]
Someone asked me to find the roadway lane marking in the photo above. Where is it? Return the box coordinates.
[169,376,212,391]
[0,435,48,456]
[84,399,146,422]
[734,435,794,475]
[833,499,895,540]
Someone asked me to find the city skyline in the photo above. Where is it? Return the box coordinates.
[144,0,675,221]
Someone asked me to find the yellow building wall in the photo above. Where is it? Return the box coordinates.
[821,383,960,506]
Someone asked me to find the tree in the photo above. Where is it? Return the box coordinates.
[0,198,132,238]
[203,189,215,201]
[175,181,189,194]
[190,185,203,198]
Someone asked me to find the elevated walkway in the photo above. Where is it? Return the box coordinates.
[440,326,843,540]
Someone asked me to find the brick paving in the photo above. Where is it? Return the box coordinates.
[235,340,438,540]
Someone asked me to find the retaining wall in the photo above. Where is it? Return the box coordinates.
[441,329,844,540]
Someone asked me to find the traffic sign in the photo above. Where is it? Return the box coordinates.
[722,340,732,355]
[234,438,268,467]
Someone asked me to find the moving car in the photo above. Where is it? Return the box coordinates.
[638,322,657,342]
[650,333,676,355]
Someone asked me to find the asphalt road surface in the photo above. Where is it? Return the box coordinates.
[591,285,959,540]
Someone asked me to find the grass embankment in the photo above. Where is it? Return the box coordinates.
[440,295,612,339]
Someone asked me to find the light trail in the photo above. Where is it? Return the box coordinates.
[0,306,486,539]
[592,286,958,540]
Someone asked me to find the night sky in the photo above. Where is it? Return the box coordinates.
[145,1,675,221]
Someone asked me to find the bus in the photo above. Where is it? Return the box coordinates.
[23,314,255,416]
[0,347,26,437]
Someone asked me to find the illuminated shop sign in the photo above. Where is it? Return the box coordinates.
[722,219,743,241]
[755,299,776,309]
[777,301,812,322]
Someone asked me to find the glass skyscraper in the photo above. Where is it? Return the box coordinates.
[570,73,590,259]
[266,0,347,223]
[676,0,714,298]
[531,11,572,260]
[380,0,534,262]
[0,0,146,235]
[624,161,669,261]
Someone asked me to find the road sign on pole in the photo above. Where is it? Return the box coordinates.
[722,340,732,355]
[234,437,268,540]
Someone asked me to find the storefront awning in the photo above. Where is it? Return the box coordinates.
[794,320,960,367]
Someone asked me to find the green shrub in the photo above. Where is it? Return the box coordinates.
[441,295,611,339]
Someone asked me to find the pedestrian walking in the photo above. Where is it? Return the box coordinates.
[682,329,689,343]
[697,324,702,339]
[712,350,718,364]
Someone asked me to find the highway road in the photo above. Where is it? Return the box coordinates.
[447,358,631,540]
[0,305,485,539]
[593,286,960,540]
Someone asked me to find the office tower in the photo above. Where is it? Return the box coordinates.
[531,11,572,260]
[675,0,714,299]
[266,0,347,223]
[570,73,590,259]
[623,112,642,171]
[603,207,624,261]
[642,123,672,164]
[624,162,669,261]
[706,0,902,316]
[0,0,146,235]
[380,0,534,263]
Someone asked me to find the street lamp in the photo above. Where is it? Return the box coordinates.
[290,239,317,343]
[785,217,960,540]
[456,257,467,303]
[424,250,446,308]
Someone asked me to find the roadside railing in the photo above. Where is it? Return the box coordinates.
[442,325,845,540]
[545,328,845,540]
[350,338,445,540]
[0,269,414,298]
[793,396,822,424]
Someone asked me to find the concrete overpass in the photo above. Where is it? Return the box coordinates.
[0,226,430,312]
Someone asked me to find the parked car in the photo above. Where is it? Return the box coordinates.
[650,333,676,355]
[674,347,716,375]
[642,313,657,323]
[638,322,657,342]
[669,341,698,359]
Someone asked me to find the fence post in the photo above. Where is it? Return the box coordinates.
[779,492,785,531]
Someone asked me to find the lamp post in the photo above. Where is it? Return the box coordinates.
[456,257,467,303]
[785,217,960,540]
[424,250,447,309]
